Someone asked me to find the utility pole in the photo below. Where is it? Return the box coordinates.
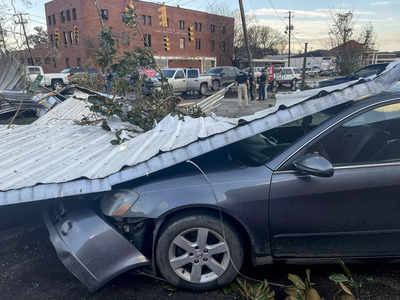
[14,13,33,64]
[0,22,7,53]
[238,0,255,96]
[301,42,308,90]
[286,11,293,67]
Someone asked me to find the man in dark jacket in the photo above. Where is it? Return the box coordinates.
[248,71,255,101]
[258,69,267,100]
[235,71,249,107]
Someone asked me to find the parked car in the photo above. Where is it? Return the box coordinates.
[319,63,388,88]
[306,66,320,77]
[273,67,302,91]
[144,68,215,95]
[26,66,70,90]
[203,66,241,89]
[44,90,400,292]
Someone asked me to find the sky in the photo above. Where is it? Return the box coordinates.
[8,0,400,52]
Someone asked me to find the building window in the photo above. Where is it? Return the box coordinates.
[53,57,57,68]
[52,14,56,25]
[69,31,73,45]
[35,57,41,65]
[210,40,215,51]
[167,18,169,27]
[147,16,152,25]
[63,32,67,45]
[195,39,201,50]
[77,57,81,67]
[143,34,151,47]
[194,22,202,32]
[142,15,146,25]
[50,33,54,46]
[101,9,109,20]
[27,57,33,65]
[210,24,215,32]
[222,26,226,34]
[72,8,77,20]
[45,57,51,65]
[66,9,71,21]
[180,38,185,49]
[179,20,185,30]
[65,57,70,68]
[48,16,52,25]
[221,41,226,52]
[60,11,65,23]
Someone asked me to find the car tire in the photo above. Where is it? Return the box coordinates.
[156,213,244,291]
[52,79,63,90]
[212,80,220,91]
[200,83,208,96]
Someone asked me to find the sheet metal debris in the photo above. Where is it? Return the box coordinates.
[0,61,399,206]
[0,51,25,91]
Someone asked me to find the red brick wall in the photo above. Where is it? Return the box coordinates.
[168,59,202,70]
[31,0,234,73]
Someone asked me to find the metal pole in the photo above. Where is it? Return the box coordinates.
[238,0,255,97]
[288,11,291,67]
[301,42,308,90]
[0,21,7,53]
[15,13,33,64]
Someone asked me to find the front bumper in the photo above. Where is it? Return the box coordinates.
[43,208,149,292]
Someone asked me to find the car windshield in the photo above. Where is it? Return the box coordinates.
[161,69,176,78]
[228,103,353,166]
[206,68,223,74]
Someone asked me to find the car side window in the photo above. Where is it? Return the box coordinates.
[304,103,400,166]
[355,66,381,78]
[187,70,198,78]
[175,71,185,79]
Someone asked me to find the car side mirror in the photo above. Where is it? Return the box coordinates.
[293,154,334,177]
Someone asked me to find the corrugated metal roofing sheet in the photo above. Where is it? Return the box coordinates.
[1,61,400,206]
[0,52,25,90]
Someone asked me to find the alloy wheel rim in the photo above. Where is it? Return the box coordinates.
[168,227,230,284]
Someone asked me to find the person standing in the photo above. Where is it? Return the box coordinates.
[105,69,113,93]
[258,69,267,101]
[235,71,249,108]
[248,71,255,101]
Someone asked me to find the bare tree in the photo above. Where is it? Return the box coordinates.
[27,26,48,49]
[359,23,376,65]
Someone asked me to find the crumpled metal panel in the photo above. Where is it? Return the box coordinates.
[0,51,25,91]
[0,61,399,206]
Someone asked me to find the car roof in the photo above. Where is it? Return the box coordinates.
[268,90,400,170]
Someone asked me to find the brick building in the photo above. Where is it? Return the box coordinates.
[18,0,234,73]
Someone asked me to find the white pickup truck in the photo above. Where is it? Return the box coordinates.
[26,66,70,90]
[145,68,215,96]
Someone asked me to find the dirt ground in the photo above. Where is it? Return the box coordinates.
[2,204,400,300]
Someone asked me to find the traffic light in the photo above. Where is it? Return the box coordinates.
[73,25,79,43]
[163,36,170,51]
[158,5,167,27]
[54,29,60,47]
[122,1,137,28]
[188,25,194,42]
